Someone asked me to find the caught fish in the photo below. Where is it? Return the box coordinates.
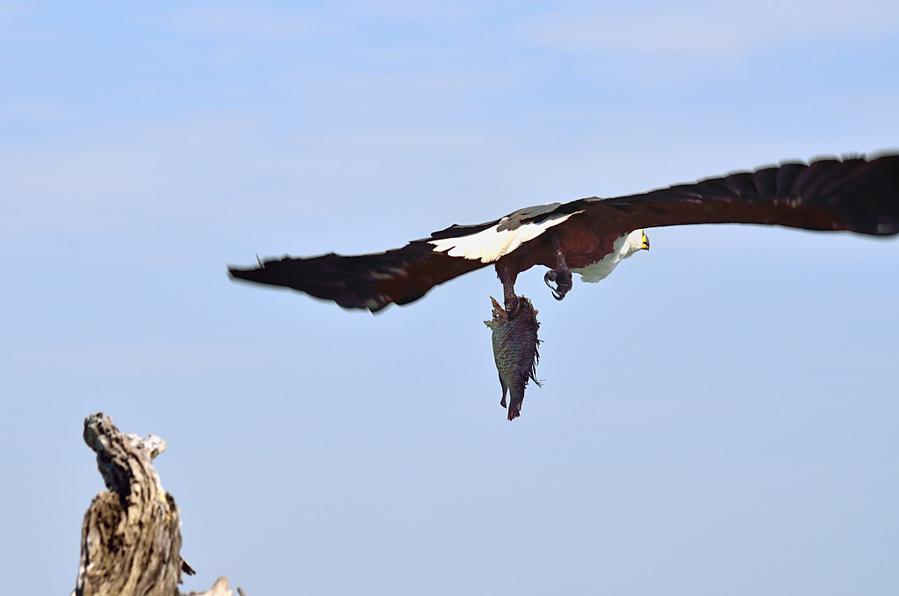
[484,296,541,421]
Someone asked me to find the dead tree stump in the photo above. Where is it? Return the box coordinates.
[74,412,242,596]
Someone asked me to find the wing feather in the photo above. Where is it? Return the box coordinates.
[579,154,899,240]
[228,240,488,312]
[228,204,574,311]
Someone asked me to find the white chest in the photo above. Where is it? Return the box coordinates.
[572,234,631,283]
[572,253,622,282]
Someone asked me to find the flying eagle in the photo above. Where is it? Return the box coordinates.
[229,154,899,316]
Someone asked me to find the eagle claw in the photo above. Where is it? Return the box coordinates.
[504,295,520,317]
[544,268,573,301]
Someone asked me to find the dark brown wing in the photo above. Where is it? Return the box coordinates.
[578,154,899,243]
[230,155,899,310]
[228,202,581,311]
[229,239,490,312]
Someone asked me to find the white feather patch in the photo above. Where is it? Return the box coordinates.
[572,231,640,283]
[428,211,583,263]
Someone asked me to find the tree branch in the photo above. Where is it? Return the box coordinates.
[74,412,242,596]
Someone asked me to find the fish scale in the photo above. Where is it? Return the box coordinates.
[484,296,541,421]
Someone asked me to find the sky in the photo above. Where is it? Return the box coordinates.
[2,2,899,594]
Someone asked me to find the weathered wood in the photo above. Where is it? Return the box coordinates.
[74,412,242,596]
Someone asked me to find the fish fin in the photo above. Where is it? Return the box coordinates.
[489,296,508,320]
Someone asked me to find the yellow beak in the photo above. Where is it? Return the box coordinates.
[641,231,650,251]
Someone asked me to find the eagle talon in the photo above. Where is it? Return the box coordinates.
[544,268,572,301]
[504,295,520,317]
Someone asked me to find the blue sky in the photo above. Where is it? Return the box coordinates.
[2,2,899,594]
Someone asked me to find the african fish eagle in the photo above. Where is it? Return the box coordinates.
[228,154,899,315]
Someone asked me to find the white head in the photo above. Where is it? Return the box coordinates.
[625,229,651,256]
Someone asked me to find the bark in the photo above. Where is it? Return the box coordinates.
[74,412,243,596]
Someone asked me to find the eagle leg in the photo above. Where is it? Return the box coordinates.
[544,241,573,301]
[496,261,520,316]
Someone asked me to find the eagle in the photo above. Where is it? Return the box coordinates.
[229,154,899,317]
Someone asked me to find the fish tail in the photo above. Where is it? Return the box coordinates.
[507,385,525,421]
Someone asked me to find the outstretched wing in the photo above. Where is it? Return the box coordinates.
[578,154,899,244]
[228,204,581,311]
[229,242,487,311]
[230,154,899,310]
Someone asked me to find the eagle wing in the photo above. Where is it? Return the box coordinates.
[228,204,580,311]
[229,154,899,311]
[228,239,489,312]
[576,154,899,247]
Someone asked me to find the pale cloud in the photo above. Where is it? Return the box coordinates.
[168,2,475,41]
[0,1,25,29]
[520,0,899,57]
[0,109,506,244]
[0,99,73,125]
[0,113,272,237]
[8,342,272,377]
[171,5,328,39]
[342,0,479,21]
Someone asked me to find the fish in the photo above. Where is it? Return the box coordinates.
[484,296,542,420]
